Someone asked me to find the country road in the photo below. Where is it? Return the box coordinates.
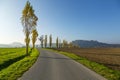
[19,49,107,80]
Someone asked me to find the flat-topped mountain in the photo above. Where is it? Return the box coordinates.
[72,40,120,48]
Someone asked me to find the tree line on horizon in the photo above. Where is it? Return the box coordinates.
[38,34,79,48]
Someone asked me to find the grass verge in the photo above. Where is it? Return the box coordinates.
[0,48,39,80]
[46,48,120,80]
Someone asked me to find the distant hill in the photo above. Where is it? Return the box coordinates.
[10,42,24,47]
[0,44,11,48]
[72,40,120,48]
[0,42,24,48]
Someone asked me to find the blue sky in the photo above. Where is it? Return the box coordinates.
[0,0,120,44]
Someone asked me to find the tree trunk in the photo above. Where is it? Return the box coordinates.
[33,43,35,49]
[26,42,28,55]
[26,31,29,55]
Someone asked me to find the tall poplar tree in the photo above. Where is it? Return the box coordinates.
[49,34,52,48]
[32,29,38,49]
[44,35,47,48]
[21,1,38,55]
[39,35,44,48]
[56,37,59,48]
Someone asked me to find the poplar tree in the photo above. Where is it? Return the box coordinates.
[44,35,47,48]
[49,34,52,48]
[21,1,38,55]
[59,39,61,48]
[39,35,44,48]
[56,37,59,48]
[32,29,38,49]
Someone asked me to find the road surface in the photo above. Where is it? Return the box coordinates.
[19,49,106,80]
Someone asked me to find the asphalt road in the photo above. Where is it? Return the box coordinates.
[19,49,107,80]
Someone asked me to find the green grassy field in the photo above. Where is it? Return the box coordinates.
[0,48,39,80]
[0,48,26,71]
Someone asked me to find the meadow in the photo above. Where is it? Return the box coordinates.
[0,48,39,80]
[0,48,26,70]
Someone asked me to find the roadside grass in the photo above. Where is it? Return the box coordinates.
[0,48,39,80]
[46,48,120,80]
